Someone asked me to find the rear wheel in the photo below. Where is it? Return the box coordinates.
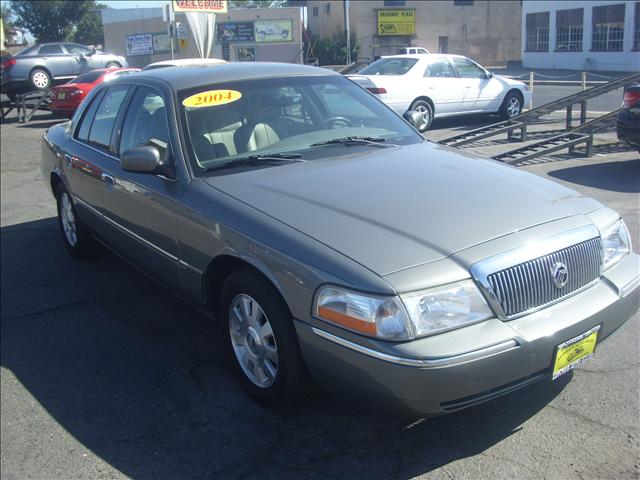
[30,68,51,90]
[500,91,522,120]
[105,61,121,68]
[409,99,433,132]
[220,269,312,406]
[56,184,100,257]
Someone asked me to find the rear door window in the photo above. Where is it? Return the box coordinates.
[86,85,130,149]
[38,45,64,55]
[424,59,456,78]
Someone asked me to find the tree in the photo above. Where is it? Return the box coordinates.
[306,30,359,66]
[1,4,13,29]
[72,4,107,46]
[11,0,95,43]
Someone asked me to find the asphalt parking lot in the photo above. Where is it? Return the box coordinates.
[1,107,639,479]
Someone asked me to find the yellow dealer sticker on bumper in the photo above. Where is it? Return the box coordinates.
[552,325,600,380]
[182,89,242,108]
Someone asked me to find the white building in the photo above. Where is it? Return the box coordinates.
[522,0,639,72]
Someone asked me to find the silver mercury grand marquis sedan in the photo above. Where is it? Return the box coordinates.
[41,63,640,416]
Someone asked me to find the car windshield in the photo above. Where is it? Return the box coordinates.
[179,75,422,175]
[359,58,419,75]
[72,70,104,84]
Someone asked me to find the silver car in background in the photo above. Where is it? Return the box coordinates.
[1,42,128,95]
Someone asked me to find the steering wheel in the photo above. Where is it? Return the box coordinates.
[319,116,352,128]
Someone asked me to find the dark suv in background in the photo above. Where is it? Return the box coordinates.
[1,42,127,96]
[617,82,640,152]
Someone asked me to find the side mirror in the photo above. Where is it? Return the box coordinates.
[485,70,494,79]
[121,145,161,174]
[403,110,423,130]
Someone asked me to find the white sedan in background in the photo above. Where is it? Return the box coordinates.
[349,54,531,132]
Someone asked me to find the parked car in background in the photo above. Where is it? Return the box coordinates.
[349,54,531,131]
[0,43,128,95]
[398,47,429,55]
[143,58,227,71]
[616,82,640,152]
[41,62,638,416]
[49,67,140,117]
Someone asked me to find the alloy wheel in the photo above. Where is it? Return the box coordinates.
[228,294,279,388]
[507,97,521,118]
[60,192,77,246]
[414,104,430,130]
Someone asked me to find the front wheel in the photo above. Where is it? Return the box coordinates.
[56,185,100,257]
[105,61,121,69]
[409,99,434,132]
[500,91,522,120]
[220,269,312,407]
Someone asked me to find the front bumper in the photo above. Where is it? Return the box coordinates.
[295,253,639,416]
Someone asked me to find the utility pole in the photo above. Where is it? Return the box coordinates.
[344,0,351,65]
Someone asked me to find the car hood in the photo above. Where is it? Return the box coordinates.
[204,142,601,276]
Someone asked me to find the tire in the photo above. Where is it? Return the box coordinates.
[409,99,434,132]
[56,184,100,258]
[30,68,51,90]
[500,91,523,120]
[220,268,312,407]
[105,62,121,68]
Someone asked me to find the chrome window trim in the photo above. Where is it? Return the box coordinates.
[311,327,519,368]
[73,195,203,274]
[470,224,602,320]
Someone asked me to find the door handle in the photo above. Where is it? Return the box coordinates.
[101,173,115,186]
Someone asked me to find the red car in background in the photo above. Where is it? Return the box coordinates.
[49,67,140,117]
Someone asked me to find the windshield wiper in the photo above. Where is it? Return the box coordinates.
[202,153,304,173]
[310,136,396,148]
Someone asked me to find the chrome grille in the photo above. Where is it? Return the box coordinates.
[486,237,602,318]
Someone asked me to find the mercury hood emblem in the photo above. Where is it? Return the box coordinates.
[551,262,569,289]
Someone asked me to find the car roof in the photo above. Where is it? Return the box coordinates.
[144,58,227,69]
[380,54,466,61]
[136,62,338,90]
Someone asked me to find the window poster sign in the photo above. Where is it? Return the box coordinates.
[254,20,293,43]
[126,33,153,56]
[217,22,255,43]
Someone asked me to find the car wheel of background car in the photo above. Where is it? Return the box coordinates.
[220,268,313,407]
[56,184,100,257]
[105,61,121,68]
[500,91,522,120]
[409,99,433,132]
[30,68,51,90]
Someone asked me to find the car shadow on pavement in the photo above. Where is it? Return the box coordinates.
[548,158,640,193]
[1,217,570,480]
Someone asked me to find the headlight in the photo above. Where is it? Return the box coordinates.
[314,287,413,340]
[314,280,493,340]
[400,280,493,337]
[601,219,631,271]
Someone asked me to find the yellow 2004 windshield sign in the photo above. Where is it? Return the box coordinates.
[182,89,242,108]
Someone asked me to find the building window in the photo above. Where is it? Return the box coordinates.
[384,0,406,6]
[525,12,549,52]
[634,2,640,50]
[591,3,625,51]
[312,6,318,17]
[454,0,474,5]
[556,8,583,51]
